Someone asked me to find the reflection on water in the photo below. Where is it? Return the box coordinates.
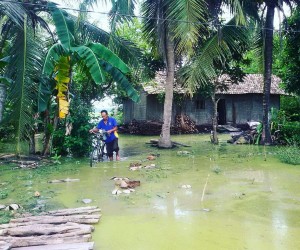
[1,134,300,250]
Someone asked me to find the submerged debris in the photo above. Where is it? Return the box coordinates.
[48,178,80,183]
[111,177,140,195]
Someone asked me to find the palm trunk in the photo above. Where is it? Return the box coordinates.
[0,83,5,123]
[29,129,35,154]
[158,35,175,148]
[261,3,275,145]
[211,92,219,144]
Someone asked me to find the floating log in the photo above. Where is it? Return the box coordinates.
[10,242,94,250]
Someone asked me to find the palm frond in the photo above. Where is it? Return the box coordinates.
[180,17,250,94]
[251,23,264,73]
[6,22,44,153]
[109,0,136,31]
[227,0,247,25]
[167,0,207,54]
[0,0,26,28]
[142,0,167,62]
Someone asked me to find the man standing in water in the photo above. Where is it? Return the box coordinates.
[89,110,120,161]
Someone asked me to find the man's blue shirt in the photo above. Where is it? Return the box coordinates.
[97,117,117,143]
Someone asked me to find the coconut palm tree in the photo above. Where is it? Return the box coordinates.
[240,0,300,145]
[0,0,53,153]
[109,0,208,147]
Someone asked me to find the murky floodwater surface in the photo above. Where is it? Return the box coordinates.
[1,134,300,250]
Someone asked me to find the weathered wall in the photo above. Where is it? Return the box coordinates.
[123,92,147,123]
[123,93,281,125]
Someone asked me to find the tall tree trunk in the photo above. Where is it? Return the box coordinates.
[29,129,35,154]
[0,83,5,123]
[42,111,58,156]
[158,35,175,148]
[211,92,219,145]
[261,2,275,145]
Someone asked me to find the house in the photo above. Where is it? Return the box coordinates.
[123,72,286,128]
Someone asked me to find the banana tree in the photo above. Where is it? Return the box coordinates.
[39,3,139,155]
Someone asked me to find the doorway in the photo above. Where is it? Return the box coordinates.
[217,99,226,125]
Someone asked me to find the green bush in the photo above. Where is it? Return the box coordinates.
[52,97,93,157]
[277,146,300,165]
[281,122,300,146]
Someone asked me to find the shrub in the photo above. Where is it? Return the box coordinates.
[52,97,93,157]
[281,122,300,146]
[277,146,300,165]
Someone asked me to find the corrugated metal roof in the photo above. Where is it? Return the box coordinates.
[143,72,286,95]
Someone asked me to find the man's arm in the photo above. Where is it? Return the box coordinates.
[89,127,99,133]
[106,126,118,135]
[106,118,118,135]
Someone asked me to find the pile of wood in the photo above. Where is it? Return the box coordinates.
[127,119,163,135]
[0,206,101,250]
[121,116,199,135]
[174,114,198,134]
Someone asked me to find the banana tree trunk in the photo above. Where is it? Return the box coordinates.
[261,2,275,145]
[158,35,175,148]
[0,83,5,123]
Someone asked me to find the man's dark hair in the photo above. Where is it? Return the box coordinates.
[100,110,108,115]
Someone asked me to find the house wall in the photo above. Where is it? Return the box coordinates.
[123,92,147,123]
[146,95,164,120]
[123,93,281,125]
[221,94,280,124]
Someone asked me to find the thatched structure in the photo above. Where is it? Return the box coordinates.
[123,73,286,130]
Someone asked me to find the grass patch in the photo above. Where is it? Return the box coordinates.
[277,146,300,165]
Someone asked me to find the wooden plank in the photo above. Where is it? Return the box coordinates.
[219,125,240,132]
[11,242,94,250]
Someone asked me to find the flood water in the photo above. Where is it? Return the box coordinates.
[1,134,300,250]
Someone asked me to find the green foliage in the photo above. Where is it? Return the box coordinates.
[110,106,124,125]
[255,122,263,145]
[280,122,300,146]
[52,97,93,157]
[277,6,300,95]
[280,96,300,122]
[277,146,300,165]
[0,190,8,199]
[0,210,13,224]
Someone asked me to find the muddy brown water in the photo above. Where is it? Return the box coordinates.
[1,134,300,249]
